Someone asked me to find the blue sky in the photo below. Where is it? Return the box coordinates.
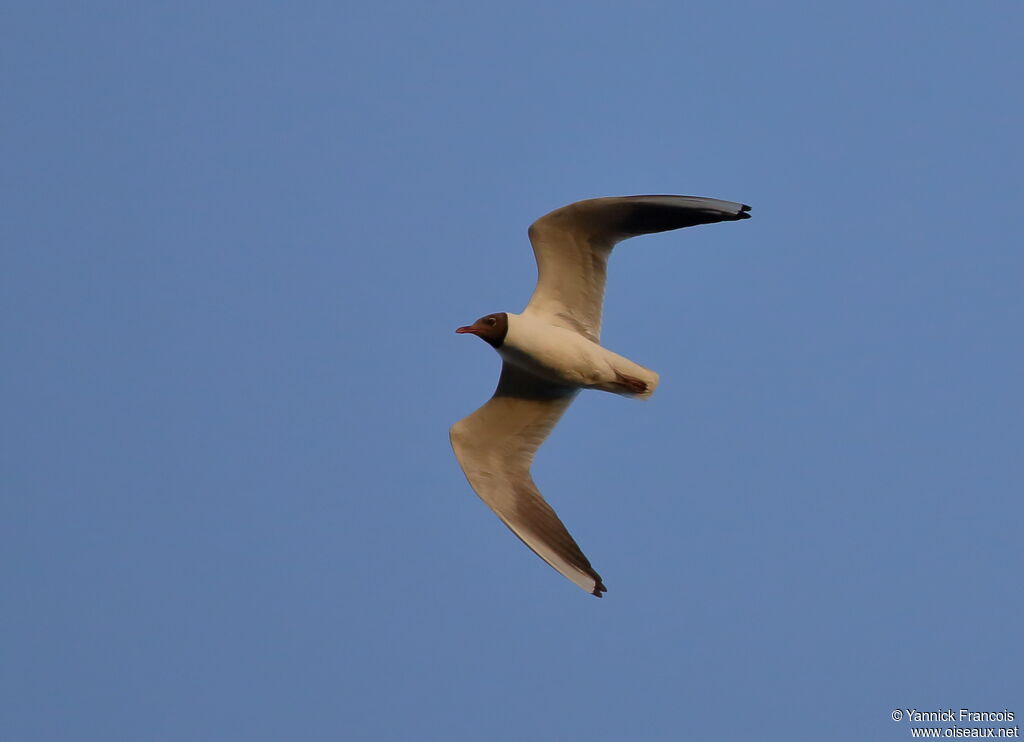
[3,2,1021,740]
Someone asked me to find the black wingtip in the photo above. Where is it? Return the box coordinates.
[719,203,751,222]
[591,581,608,598]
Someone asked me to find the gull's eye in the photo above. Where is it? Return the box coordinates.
[486,317,496,326]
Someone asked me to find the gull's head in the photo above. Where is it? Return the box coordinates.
[456,312,508,349]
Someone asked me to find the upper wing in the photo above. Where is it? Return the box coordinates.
[524,195,751,342]
[449,363,606,596]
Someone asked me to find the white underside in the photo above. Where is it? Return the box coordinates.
[500,312,659,397]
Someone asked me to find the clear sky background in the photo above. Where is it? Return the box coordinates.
[3,2,1021,740]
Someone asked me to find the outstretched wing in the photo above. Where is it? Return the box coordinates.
[524,195,751,342]
[450,363,606,596]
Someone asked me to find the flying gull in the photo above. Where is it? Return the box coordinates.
[450,195,751,596]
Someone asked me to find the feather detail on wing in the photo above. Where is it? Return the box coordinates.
[450,363,607,596]
[524,195,751,342]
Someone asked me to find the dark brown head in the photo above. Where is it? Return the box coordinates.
[455,312,508,348]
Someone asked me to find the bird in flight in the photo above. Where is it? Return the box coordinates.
[451,195,751,596]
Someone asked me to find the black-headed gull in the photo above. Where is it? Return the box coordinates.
[451,195,751,596]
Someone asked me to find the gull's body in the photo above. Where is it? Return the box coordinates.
[498,312,659,397]
[451,195,751,596]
